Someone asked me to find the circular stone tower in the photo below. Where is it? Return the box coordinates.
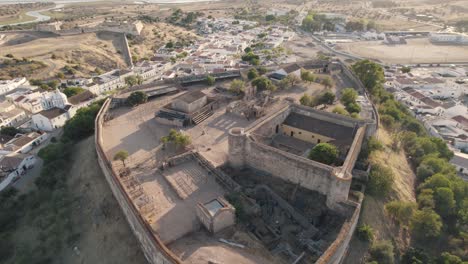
[228,127,246,168]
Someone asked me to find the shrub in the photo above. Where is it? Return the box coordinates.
[368,136,383,152]
[332,106,348,115]
[381,114,396,130]
[206,75,215,85]
[357,224,374,242]
[369,240,395,264]
[367,163,394,197]
[247,68,259,80]
[384,201,417,225]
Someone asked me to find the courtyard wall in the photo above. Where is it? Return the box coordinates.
[95,99,181,264]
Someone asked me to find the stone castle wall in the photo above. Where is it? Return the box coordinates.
[95,99,181,264]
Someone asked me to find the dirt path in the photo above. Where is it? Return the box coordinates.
[59,136,147,264]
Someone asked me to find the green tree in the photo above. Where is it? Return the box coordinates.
[161,129,191,147]
[345,102,361,114]
[416,156,456,181]
[38,142,70,163]
[369,240,395,264]
[340,88,358,105]
[438,252,462,264]
[252,76,275,91]
[401,248,430,264]
[434,187,456,217]
[113,150,129,167]
[63,87,85,98]
[352,60,385,96]
[308,143,339,165]
[206,75,215,85]
[318,91,335,105]
[247,68,259,80]
[300,94,313,106]
[300,70,316,83]
[229,79,245,94]
[410,209,442,239]
[418,189,435,209]
[125,75,138,87]
[284,74,301,87]
[0,126,20,136]
[62,100,104,141]
[127,91,148,106]
[420,173,452,191]
[367,163,394,197]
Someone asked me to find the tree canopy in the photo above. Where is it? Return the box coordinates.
[229,79,245,94]
[127,91,148,106]
[410,209,442,239]
[63,87,86,98]
[308,143,339,165]
[161,129,192,147]
[113,150,129,166]
[252,76,276,91]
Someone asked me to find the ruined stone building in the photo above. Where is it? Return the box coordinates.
[228,104,375,210]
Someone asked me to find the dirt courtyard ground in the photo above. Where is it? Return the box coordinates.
[336,38,468,64]
[100,89,287,263]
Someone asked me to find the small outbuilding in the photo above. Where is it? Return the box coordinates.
[196,197,236,234]
[171,91,208,114]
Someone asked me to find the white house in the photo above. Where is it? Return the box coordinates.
[0,153,36,191]
[85,69,134,95]
[0,78,28,96]
[7,89,69,114]
[2,132,47,154]
[32,107,72,131]
[450,152,468,179]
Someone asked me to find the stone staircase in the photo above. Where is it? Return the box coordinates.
[192,108,213,125]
